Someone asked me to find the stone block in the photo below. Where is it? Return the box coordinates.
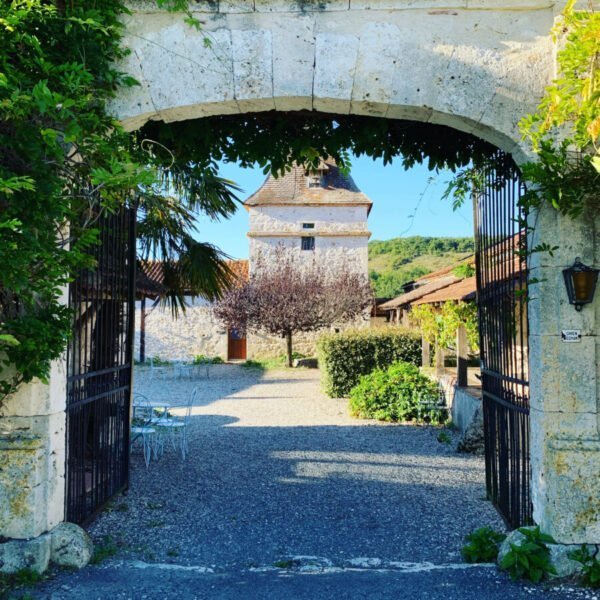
[0,433,48,540]
[529,335,597,415]
[313,33,359,114]
[134,22,236,116]
[219,0,255,12]
[232,29,275,111]
[543,438,600,543]
[350,23,401,115]
[0,535,51,575]
[1,357,66,419]
[271,15,315,111]
[254,0,349,12]
[351,0,465,8]
[50,523,94,569]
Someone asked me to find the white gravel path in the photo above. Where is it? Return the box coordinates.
[88,364,505,570]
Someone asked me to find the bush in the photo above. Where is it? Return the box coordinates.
[348,361,439,422]
[317,327,421,398]
[462,527,506,563]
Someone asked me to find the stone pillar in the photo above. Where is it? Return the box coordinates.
[528,203,600,544]
[0,358,66,540]
[456,325,468,387]
[421,336,430,368]
[435,339,445,377]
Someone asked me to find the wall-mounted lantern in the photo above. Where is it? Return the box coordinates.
[562,258,599,311]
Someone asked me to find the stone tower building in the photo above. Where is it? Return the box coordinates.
[244,159,372,358]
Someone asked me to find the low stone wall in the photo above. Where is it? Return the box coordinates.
[136,300,228,362]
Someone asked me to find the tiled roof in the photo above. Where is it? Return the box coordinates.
[413,276,477,305]
[138,259,249,297]
[379,275,460,310]
[244,159,372,213]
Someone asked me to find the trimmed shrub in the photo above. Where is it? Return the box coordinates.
[317,327,421,398]
[348,361,439,422]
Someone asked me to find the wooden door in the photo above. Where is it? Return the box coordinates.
[228,329,247,360]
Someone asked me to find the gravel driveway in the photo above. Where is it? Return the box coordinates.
[35,365,586,599]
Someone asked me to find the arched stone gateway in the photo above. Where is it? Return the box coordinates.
[116,0,556,164]
[1,0,599,576]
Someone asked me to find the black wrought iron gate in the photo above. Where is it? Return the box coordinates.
[474,151,532,529]
[66,208,136,524]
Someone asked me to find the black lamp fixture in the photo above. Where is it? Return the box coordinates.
[562,258,600,311]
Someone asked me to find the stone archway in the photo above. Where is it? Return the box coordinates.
[115,0,555,165]
[110,0,600,548]
[2,0,598,574]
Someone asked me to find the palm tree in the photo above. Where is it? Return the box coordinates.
[136,163,243,315]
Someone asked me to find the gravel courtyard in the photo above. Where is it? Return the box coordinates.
[92,364,503,567]
[34,365,591,599]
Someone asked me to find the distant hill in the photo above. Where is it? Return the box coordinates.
[369,236,474,298]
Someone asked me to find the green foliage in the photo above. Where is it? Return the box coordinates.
[0,567,44,598]
[569,545,600,588]
[499,527,557,583]
[437,430,452,445]
[368,236,474,297]
[0,1,241,405]
[318,328,421,398]
[140,113,498,180]
[90,535,119,565]
[193,354,224,365]
[452,263,475,278]
[411,301,479,354]
[348,361,439,422]
[461,527,506,563]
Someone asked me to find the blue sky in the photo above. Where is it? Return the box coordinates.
[195,156,474,260]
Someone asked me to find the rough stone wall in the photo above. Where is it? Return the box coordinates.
[116,0,557,164]
[248,204,369,275]
[528,203,600,544]
[0,359,66,540]
[135,298,228,362]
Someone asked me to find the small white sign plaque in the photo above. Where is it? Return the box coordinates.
[561,329,582,343]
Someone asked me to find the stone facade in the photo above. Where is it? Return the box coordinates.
[528,203,600,545]
[135,297,229,362]
[245,160,372,357]
[116,0,557,166]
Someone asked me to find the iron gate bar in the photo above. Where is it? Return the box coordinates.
[65,207,136,525]
[474,150,532,529]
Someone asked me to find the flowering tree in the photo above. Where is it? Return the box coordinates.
[215,248,373,366]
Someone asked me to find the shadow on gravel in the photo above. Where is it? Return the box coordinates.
[96,414,503,570]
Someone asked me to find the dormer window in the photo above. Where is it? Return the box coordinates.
[307,173,321,188]
[302,223,315,229]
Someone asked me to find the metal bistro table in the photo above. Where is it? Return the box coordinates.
[131,397,172,465]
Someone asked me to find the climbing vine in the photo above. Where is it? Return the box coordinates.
[446,2,599,220]
[410,302,479,354]
[1,0,596,404]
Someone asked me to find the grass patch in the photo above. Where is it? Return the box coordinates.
[90,536,119,565]
[273,559,297,569]
[241,353,306,370]
[0,568,45,599]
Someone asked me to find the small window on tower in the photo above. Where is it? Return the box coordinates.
[302,223,315,229]
[307,173,321,188]
[301,236,315,251]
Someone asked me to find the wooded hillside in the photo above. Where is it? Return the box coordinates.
[369,236,474,298]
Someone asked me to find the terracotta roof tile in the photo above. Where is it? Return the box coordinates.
[413,276,477,305]
[138,259,249,296]
[244,159,372,213]
[379,275,460,309]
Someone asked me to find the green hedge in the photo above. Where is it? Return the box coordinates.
[317,327,421,398]
[349,361,440,423]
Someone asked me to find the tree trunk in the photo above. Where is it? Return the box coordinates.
[286,331,293,367]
